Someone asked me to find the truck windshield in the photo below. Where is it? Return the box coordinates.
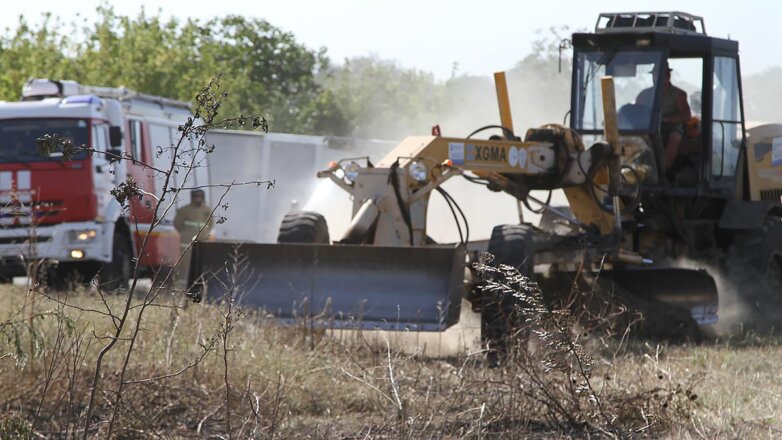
[574,50,664,132]
[0,118,89,163]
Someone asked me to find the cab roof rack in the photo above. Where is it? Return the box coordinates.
[596,11,706,36]
[21,78,192,110]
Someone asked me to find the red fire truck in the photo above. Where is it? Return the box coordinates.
[0,79,206,288]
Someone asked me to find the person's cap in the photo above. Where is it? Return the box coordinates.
[191,189,205,197]
[650,64,673,74]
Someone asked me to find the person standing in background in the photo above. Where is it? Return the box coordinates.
[174,189,213,286]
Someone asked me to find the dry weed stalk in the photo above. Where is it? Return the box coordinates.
[0,74,275,438]
[472,251,704,437]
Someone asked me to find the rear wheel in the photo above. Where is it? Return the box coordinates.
[769,252,782,293]
[757,219,782,293]
[481,223,535,364]
[98,233,131,292]
[728,216,782,312]
[277,211,330,244]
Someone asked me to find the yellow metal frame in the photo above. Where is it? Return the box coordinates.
[494,72,514,135]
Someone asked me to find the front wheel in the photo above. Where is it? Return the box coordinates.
[480,223,535,364]
[98,233,132,292]
[49,261,98,290]
[277,211,330,244]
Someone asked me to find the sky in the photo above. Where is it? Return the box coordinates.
[0,1,777,80]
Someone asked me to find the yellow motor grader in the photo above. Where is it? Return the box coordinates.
[191,12,782,351]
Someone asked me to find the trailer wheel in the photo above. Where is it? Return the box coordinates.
[481,223,535,364]
[99,233,131,292]
[277,211,330,244]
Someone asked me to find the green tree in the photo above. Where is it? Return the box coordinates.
[0,7,348,135]
[0,11,590,140]
[0,14,73,100]
[321,27,574,141]
[321,56,447,139]
[196,15,349,134]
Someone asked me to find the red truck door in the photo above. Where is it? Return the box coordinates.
[126,118,179,267]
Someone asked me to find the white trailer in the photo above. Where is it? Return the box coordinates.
[203,130,394,243]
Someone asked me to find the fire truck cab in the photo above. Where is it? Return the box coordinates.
[0,79,203,288]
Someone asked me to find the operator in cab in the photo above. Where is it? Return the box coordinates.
[636,63,691,172]
[174,189,214,286]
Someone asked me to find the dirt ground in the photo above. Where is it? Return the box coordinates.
[2,284,782,438]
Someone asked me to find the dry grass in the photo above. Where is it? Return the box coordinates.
[0,284,781,439]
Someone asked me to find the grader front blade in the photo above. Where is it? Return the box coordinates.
[188,242,466,331]
[602,268,719,325]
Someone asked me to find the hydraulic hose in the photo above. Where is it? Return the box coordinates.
[388,160,414,245]
[435,187,469,245]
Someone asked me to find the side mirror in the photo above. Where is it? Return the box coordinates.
[109,126,123,148]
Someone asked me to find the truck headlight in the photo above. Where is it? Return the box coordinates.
[408,161,427,183]
[69,229,97,242]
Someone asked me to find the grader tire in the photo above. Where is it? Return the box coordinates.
[277,211,330,244]
[481,223,535,364]
[729,216,782,307]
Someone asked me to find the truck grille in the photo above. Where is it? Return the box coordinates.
[0,235,51,245]
[0,199,63,224]
[760,188,782,202]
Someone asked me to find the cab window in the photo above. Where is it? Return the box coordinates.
[711,56,743,178]
[92,123,109,164]
[129,119,143,161]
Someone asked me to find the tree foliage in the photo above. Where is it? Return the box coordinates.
[321,27,573,140]
[0,9,777,138]
[321,56,447,139]
[0,9,576,139]
[0,7,348,135]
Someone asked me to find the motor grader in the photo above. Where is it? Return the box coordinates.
[190,11,782,352]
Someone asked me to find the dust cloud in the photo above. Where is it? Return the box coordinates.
[309,53,574,242]
[422,66,573,242]
[303,57,574,357]
[671,257,781,338]
[743,67,782,125]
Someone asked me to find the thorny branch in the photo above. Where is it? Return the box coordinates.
[32,74,273,439]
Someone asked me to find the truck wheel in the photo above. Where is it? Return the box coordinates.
[99,233,132,292]
[481,223,535,364]
[729,216,782,304]
[277,211,330,244]
[151,266,175,288]
[50,262,97,290]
